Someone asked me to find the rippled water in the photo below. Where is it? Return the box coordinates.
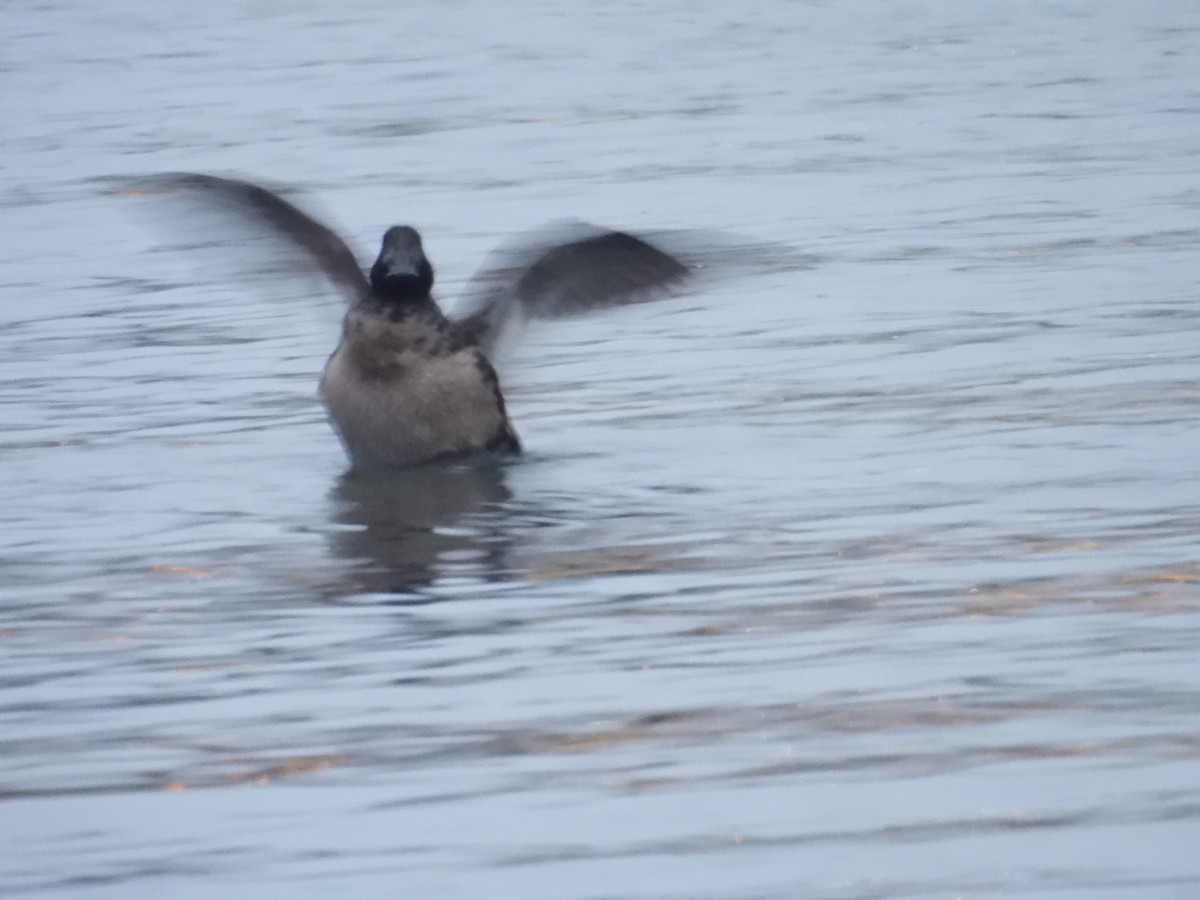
[4,1,1200,897]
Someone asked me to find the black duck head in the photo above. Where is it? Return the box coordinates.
[369,225,435,303]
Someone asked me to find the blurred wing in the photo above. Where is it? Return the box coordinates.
[453,222,692,354]
[513,228,691,313]
[116,172,371,305]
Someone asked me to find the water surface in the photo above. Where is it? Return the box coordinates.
[3,1,1200,897]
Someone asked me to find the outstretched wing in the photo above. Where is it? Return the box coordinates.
[452,221,692,354]
[117,172,371,305]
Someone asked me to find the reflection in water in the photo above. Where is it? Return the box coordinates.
[327,460,513,597]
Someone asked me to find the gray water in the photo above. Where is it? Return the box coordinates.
[3,1,1200,897]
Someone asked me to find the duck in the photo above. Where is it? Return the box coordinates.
[321,224,521,467]
[127,173,690,469]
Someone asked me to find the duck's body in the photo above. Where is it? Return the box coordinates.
[129,174,689,470]
[321,303,519,468]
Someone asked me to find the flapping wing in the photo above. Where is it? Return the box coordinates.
[512,228,691,313]
[116,172,371,304]
[452,222,692,354]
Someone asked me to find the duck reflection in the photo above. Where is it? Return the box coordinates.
[328,460,513,596]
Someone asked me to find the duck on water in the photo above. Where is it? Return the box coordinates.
[129,174,691,470]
